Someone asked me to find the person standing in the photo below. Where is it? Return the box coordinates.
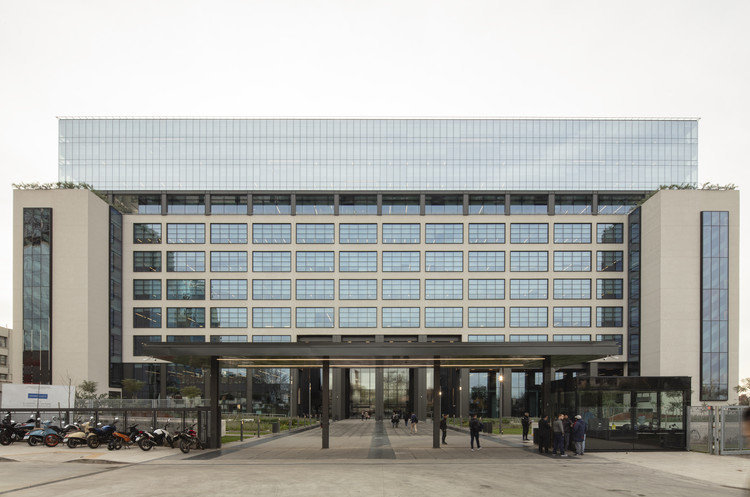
[404,411,408,429]
[469,414,483,451]
[410,413,418,434]
[552,414,567,456]
[538,415,551,454]
[521,412,531,441]
[572,415,587,456]
[439,414,448,445]
[563,414,573,453]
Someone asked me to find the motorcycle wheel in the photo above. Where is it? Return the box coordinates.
[87,437,100,449]
[0,433,10,446]
[107,439,115,451]
[67,439,78,448]
[114,439,123,450]
[179,439,190,454]
[44,434,60,447]
[138,438,153,451]
[28,436,39,447]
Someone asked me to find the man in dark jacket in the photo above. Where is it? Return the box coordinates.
[563,414,573,453]
[439,414,448,444]
[521,412,531,441]
[537,415,551,454]
[572,415,587,456]
[552,414,567,456]
[469,414,483,451]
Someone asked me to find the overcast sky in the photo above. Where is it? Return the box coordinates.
[0,0,748,381]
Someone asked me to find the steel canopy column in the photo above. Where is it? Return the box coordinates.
[433,358,440,449]
[542,356,553,420]
[322,359,330,449]
[209,356,221,449]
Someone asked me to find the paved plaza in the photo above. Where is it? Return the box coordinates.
[0,420,748,496]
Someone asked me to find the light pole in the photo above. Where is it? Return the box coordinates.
[497,374,504,435]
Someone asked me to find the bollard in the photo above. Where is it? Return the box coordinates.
[257,418,260,438]
[240,419,244,441]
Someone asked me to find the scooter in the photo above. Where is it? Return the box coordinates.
[62,419,93,448]
[138,420,174,451]
[24,418,63,447]
[87,418,118,449]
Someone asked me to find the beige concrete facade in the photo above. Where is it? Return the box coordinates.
[0,326,10,382]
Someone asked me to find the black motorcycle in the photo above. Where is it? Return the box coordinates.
[0,415,36,446]
[138,421,174,451]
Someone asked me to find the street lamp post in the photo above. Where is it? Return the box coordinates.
[498,374,504,435]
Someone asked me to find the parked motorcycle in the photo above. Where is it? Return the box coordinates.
[108,424,141,450]
[175,424,204,454]
[24,418,63,447]
[138,420,174,451]
[62,419,93,448]
[0,415,36,446]
[87,418,119,449]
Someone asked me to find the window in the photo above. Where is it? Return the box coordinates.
[211,224,248,244]
[211,335,248,343]
[0,336,6,348]
[382,195,420,215]
[134,224,161,244]
[509,252,547,272]
[553,334,591,342]
[167,224,205,244]
[339,308,377,328]
[134,280,162,300]
[382,224,420,243]
[210,308,248,328]
[555,195,592,215]
[339,195,377,215]
[425,224,463,243]
[133,335,161,355]
[296,252,335,272]
[509,307,548,327]
[597,279,623,299]
[296,195,334,215]
[554,251,591,272]
[597,251,624,272]
[468,307,504,328]
[382,252,420,272]
[553,307,591,327]
[253,251,291,272]
[509,335,547,342]
[597,195,641,215]
[510,224,548,244]
[296,308,334,327]
[134,252,161,272]
[211,252,248,272]
[296,280,335,300]
[425,308,462,327]
[509,279,548,299]
[211,280,248,300]
[467,334,505,342]
[596,334,624,354]
[425,280,463,299]
[252,335,291,343]
[339,280,377,300]
[426,251,463,272]
[596,307,623,327]
[468,279,505,300]
[167,252,205,272]
[382,308,420,327]
[468,224,505,243]
[166,280,205,300]
[554,224,592,244]
[252,308,291,328]
[166,335,205,343]
[340,224,377,244]
[134,307,162,328]
[137,195,161,214]
[166,307,205,328]
[425,195,462,214]
[597,223,624,244]
[382,280,420,300]
[211,195,247,214]
[252,195,291,215]
[510,195,547,214]
[252,224,291,244]
[339,252,377,272]
[252,280,291,300]
[296,224,334,244]
[167,195,205,214]
[553,279,591,300]
[469,195,504,215]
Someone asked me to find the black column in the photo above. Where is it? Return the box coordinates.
[209,356,221,449]
[542,356,552,420]
[433,358,441,449]
[322,359,330,449]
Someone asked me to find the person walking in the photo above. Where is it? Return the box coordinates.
[410,413,418,434]
[469,414,483,451]
[552,414,567,456]
[538,415,551,454]
[439,414,448,445]
[572,414,587,456]
[521,412,531,441]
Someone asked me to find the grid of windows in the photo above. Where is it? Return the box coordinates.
[296,251,335,272]
[468,307,505,328]
[167,195,204,214]
[382,252,420,272]
[510,223,548,243]
[296,195,334,215]
[296,280,335,300]
[340,224,377,244]
[134,280,161,300]
[553,334,591,341]
[382,308,420,327]
[382,224,420,243]
[553,307,591,327]
[597,223,624,243]
[509,335,548,342]
[339,195,377,215]
[425,307,463,327]
[339,280,377,300]
[166,335,205,343]
[382,195,420,215]
[253,251,291,272]
[134,224,162,244]
[167,224,205,244]
[596,334,624,354]
[426,251,463,272]
[210,308,248,328]
[253,195,291,215]
[252,224,291,244]
[252,280,291,300]
[468,279,505,300]
[210,335,248,343]
[469,195,505,215]
[554,224,592,244]
[509,251,547,272]
[553,279,591,299]
[166,307,206,328]
[597,279,623,299]
[340,252,377,272]
[211,280,248,300]
[468,223,505,243]
[252,308,291,328]
[167,252,205,272]
[425,224,463,243]
[211,224,248,244]
[296,224,334,244]
[510,195,547,214]
[252,335,292,343]
[596,307,623,327]
[555,195,592,215]
[509,307,548,327]
[509,279,548,299]
[339,308,377,328]
[597,251,624,271]
[211,195,247,215]
[133,308,162,328]
[296,307,334,327]
[166,280,205,300]
[133,335,161,355]
[467,334,505,342]
[382,280,420,300]
[554,251,591,272]
[598,195,640,215]
[211,251,248,272]
[134,251,161,272]
[425,194,463,214]
[468,251,504,272]
[425,279,463,299]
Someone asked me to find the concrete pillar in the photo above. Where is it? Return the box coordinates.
[160,192,168,215]
[433,359,441,448]
[290,194,296,216]
[333,194,340,216]
[159,363,167,400]
[246,368,253,414]
[375,366,384,421]
[504,194,511,216]
[459,368,470,418]
[462,194,469,216]
[209,356,221,449]
[322,360,329,449]
[588,361,599,377]
[204,193,211,216]
[247,193,253,216]
[376,194,383,216]
[419,194,426,216]
[548,193,555,216]
[592,193,598,216]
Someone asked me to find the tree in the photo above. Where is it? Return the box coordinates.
[75,380,107,400]
[121,379,145,399]
[734,378,750,405]
[181,386,203,406]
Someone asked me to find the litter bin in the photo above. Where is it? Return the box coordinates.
[483,422,493,434]
[271,421,280,433]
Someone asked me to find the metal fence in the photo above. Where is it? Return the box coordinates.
[688,405,749,455]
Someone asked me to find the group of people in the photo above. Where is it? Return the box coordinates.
[536,413,587,457]
[391,411,419,433]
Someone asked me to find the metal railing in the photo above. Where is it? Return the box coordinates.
[688,405,749,455]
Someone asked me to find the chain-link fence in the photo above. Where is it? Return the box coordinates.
[688,405,749,455]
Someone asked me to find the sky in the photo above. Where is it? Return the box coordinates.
[0,0,748,381]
